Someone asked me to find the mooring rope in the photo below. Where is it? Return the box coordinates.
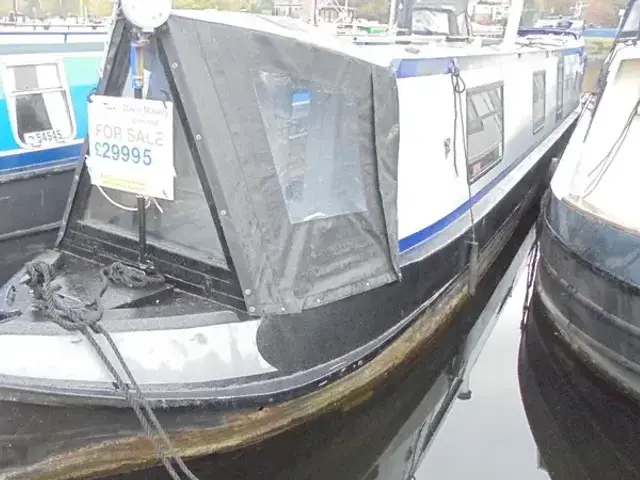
[450,63,480,296]
[24,260,199,480]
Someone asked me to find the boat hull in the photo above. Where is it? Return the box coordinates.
[535,190,640,403]
[0,124,567,478]
[0,41,102,246]
[0,163,75,243]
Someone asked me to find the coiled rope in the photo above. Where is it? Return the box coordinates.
[24,260,199,480]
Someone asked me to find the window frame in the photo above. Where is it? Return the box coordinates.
[532,70,546,135]
[253,71,368,225]
[1,55,77,150]
[556,56,564,123]
[465,81,505,184]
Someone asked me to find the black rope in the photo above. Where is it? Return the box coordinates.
[450,63,467,177]
[584,40,635,140]
[24,260,199,480]
[450,64,480,295]
[582,95,640,199]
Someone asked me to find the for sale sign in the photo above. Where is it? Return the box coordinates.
[86,95,175,200]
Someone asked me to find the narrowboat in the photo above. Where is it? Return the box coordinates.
[0,26,106,244]
[0,0,584,477]
[532,0,640,405]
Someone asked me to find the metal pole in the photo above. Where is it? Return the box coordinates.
[131,32,148,265]
[388,0,398,30]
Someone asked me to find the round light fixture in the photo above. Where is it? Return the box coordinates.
[121,0,173,31]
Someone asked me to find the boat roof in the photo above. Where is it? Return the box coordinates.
[169,9,582,69]
[0,25,107,54]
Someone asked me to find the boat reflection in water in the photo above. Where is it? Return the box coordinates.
[520,291,640,480]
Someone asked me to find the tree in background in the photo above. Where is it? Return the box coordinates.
[0,0,631,27]
[584,0,626,26]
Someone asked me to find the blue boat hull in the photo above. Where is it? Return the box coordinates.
[0,36,103,243]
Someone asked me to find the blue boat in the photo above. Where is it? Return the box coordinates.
[0,28,105,243]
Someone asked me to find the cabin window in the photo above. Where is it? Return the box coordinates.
[466,83,504,181]
[532,71,546,134]
[82,54,229,269]
[556,58,564,122]
[411,9,452,35]
[2,61,75,148]
[254,71,367,224]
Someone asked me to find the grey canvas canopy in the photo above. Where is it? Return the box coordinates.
[68,11,401,315]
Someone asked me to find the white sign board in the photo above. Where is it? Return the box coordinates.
[86,95,174,200]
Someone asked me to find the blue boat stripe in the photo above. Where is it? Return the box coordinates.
[0,143,82,173]
[393,46,585,79]
[399,143,530,253]
[583,28,618,38]
[563,47,585,56]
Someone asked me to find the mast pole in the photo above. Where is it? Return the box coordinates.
[503,0,525,44]
[131,29,149,265]
[388,0,397,30]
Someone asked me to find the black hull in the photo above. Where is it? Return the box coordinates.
[0,188,540,480]
[0,164,75,243]
[520,291,640,480]
[536,191,640,403]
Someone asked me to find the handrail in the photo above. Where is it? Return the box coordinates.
[0,30,108,46]
[0,29,107,35]
[517,27,580,39]
[0,22,107,31]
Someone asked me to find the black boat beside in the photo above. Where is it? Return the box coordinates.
[533,0,640,405]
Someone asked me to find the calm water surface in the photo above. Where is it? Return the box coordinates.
[413,242,550,480]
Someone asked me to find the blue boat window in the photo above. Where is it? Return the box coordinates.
[466,84,504,182]
[532,71,546,134]
[3,62,74,148]
[254,71,367,224]
[83,55,229,269]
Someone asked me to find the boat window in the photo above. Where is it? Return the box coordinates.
[82,48,229,269]
[466,84,504,181]
[556,58,564,122]
[254,71,367,224]
[412,9,451,35]
[2,61,75,149]
[532,71,546,134]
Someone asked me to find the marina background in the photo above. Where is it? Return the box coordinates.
[0,0,628,26]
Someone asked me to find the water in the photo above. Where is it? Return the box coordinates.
[414,241,550,480]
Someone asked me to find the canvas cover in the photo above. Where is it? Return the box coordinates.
[124,13,400,314]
